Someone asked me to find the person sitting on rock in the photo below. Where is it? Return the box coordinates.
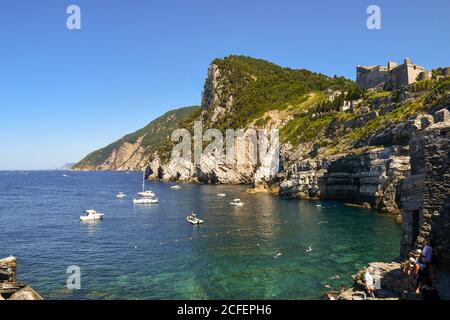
[409,257,429,294]
[364,267,376,298]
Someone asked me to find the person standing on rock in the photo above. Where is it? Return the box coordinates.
[364,267,376,298]
[430,239,439,279]
[409,257,429,294]
[422,240,433,264]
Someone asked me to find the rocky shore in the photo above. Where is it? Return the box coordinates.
[326,262,413,300]
[0,256,43,300]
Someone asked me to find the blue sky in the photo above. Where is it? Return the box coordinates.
[0,0,449,170]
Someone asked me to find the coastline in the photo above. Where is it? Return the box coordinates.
[0,256,43,300]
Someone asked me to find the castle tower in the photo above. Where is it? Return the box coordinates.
[387,61,398,71]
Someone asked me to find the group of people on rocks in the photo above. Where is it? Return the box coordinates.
[362,239,441,300]
[405,239,440,300]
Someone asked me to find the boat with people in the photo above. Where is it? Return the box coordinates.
[116,192,126,198]
[186,212,204,225]
[133,170,158,204]
[80,210,104,221]
[230,199,244,207]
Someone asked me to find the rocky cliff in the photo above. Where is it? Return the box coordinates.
[73,106,199,171]
[74,56,450,218]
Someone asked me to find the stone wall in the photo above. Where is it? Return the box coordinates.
[387,60,425,91]
[356,66,390,89]
[357,59,426,90]
[400,109,450,262]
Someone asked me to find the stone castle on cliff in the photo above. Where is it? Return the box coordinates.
[356,58,450,90]
[357,58,428,90]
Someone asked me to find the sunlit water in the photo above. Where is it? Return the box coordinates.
[0,171,401,299]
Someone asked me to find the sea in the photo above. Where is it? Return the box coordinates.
[0,170,401,299]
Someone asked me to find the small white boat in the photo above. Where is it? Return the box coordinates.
[230,199,244,207]
[133,170,158,204]
[116,192,126,198]
[217,193,226,197]
[80,210,104,221]
[171,185,182,190]
[133,197,159,204]
[186,213,204,225]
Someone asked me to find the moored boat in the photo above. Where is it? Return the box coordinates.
[230,199,244,207]
[186,213,204,225]
[133,170,158,204]
[80,210,104,221]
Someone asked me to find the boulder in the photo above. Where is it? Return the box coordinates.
[338,262,410,300]
[433,108,450,123]
[8,286,43,300]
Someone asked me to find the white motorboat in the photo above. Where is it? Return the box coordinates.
[217,193,226,197]
[186,213,204,225]
[133,197,159,204]
[230,199,244,207]
[80,210,104,221]
[116,192,126,198]
[133,170,158,204]
[171,185,182,190]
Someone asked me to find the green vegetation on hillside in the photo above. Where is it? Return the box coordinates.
[206,55,357,129]
[282,77,449,152]
[73,106,199,169]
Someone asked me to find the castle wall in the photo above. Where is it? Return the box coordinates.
[356,66,389,89]
[443,67,450,77]
[357,59,426,90]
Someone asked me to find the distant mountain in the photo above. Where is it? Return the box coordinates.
[58,163,76,170]
[73,106,199,170]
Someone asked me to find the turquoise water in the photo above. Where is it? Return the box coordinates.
[0,171,401,299]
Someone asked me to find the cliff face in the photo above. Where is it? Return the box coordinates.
[141,56,356,185]
[279,146,410,214]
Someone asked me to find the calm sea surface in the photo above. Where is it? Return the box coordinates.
[0,171,401,299]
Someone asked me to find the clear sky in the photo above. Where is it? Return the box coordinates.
[1,0,449,170]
